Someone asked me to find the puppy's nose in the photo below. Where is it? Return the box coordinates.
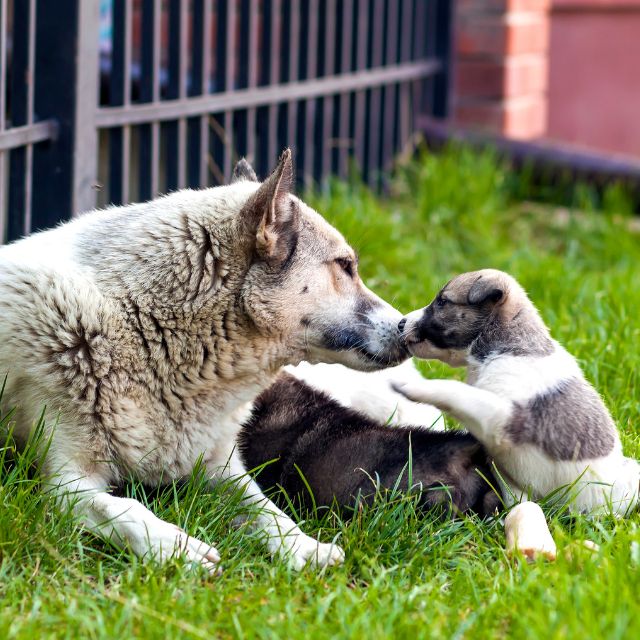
[398,318,407,333]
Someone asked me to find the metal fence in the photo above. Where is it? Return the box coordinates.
[0,0,452,244]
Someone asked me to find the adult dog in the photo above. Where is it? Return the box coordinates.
[0,150,407,572]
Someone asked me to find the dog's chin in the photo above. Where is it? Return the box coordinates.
[307,344,409,372]
[407,340,466,367]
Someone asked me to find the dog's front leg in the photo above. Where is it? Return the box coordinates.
[52,467,220,573]
[209,451,344,570]
[393,379,513,450]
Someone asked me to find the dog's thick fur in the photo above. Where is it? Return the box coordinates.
[398,269,639,515]
[0,151,408,572]
[239,372,501,518]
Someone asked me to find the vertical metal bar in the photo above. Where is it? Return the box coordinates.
[367,0,384,186]
[7,0,30,239]
[139,0,156,200]
[177,0,188,188]
[122,1,133,203]
[165,0,181,191]
[151,0,161,196]
[266,0,281,167]
[200,0,212,186]
[398,0,414,150]
[303,0,319,186]
[286,1,300,152]
[338,0,353,178]
[223,0,237,182]
[0,0,6,239]
[109,0,126,204]
[23,0,36,230]
[321,0,336,181]
[73,0,99,213]
[245,0,258,163]
[354,0,368,174]
[382,0,399,172]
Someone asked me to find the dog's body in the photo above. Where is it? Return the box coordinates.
[239,370,500,518]
[398,269,639,515]
[0,152,408,571]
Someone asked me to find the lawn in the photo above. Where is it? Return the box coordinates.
[1,146,639,639]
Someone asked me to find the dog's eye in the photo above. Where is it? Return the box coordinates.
[335,258,355,278]
[436,296,447,308]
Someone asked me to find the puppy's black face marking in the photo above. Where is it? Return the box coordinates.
[413,289,493,350]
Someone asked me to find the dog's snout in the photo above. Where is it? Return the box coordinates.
[398,318,407,333]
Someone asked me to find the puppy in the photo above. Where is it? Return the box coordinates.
[396,269,639,516]
[239,373,501,519]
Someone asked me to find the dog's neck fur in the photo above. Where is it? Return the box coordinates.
[71,185,296,417]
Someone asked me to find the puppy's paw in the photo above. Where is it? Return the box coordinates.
[505,502,556,563]
[391,381,432,404]
[274,533,345,571]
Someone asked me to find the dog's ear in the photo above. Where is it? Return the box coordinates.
[467,275,505,306]
[241,149,297,266]
[232,158,258,183]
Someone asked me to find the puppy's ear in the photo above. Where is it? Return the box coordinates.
[232,158,258,183]
[467,276,505,306]
[241,149,297,266]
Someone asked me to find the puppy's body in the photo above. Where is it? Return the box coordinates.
[400,269,639,515]
[0,152,408,572]
[239,372,500,518]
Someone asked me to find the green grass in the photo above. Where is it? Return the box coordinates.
[1,146,639,639]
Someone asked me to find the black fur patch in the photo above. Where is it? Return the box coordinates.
[239,374,500,518]
[508,377,617,461]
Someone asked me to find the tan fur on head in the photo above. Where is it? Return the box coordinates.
[443,269,531,319]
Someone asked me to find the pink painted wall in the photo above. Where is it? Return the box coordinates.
[547,0,640,157]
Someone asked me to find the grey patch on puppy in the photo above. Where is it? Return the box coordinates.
[509,377,617,461]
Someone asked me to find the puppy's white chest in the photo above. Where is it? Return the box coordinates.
[470,349,581,403]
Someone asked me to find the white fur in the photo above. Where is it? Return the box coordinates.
[505,502,556,561]
[467,346,583,404]
[286,359,444,429]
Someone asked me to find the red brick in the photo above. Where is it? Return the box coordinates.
[454,96,547,139]
[455,55,548,99]
[454,101,506,131]
[457,0,550,14]
[455,60,505,98]
[456,14,549,57]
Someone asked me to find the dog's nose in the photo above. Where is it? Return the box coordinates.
[398,318,407,333]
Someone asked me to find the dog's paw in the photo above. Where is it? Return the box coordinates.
[136,520,221,575]
[275,534,345,571]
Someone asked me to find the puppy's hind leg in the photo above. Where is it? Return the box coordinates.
[51,466,221,574]
[393,379,513,450]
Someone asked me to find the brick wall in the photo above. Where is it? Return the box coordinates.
[453,0,551,139]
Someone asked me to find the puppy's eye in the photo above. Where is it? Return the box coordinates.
[436,296,447,308]
[335,258,355,278]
